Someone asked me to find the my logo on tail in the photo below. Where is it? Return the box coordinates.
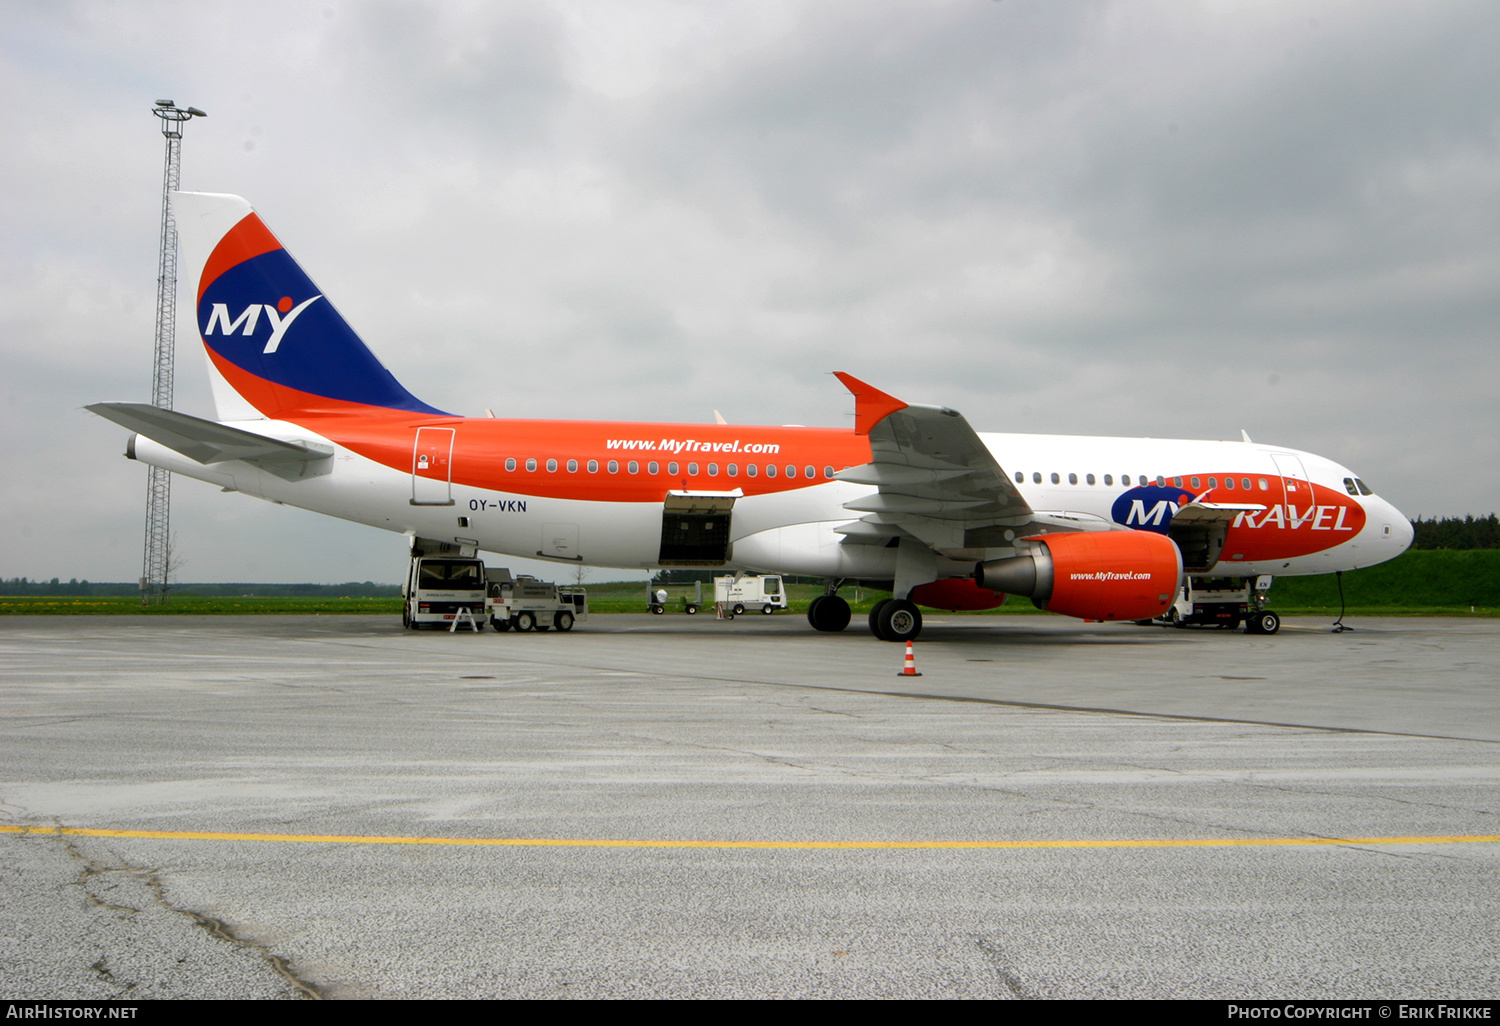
[204,295,324,353]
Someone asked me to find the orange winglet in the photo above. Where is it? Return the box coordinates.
[834,372,908,436]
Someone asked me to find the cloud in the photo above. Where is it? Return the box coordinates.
[1,0,1495,583]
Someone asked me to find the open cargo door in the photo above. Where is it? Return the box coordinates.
[659,491,739,566]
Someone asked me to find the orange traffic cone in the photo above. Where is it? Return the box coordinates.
[897,640,922,677]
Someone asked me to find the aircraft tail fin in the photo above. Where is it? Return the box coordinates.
[173,192,447,421]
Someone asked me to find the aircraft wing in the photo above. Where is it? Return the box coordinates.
[88,402,333,481]
[832,373,1037,555]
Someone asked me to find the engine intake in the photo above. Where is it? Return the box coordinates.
[976,530,1183,622]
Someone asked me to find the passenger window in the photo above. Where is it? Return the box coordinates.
[765,464,776,478]
[746,464,757,477]
[1104,474,1113,486]
[647,461,659,474]
[688,462,699,475]
[505,457,516,472]
[1033,472,1042,484]
[727,464,738,477]
[1050,472,1060,484]
[628,461,639,474]
[1190,477,1200,489]
[1258,478,1268,490]
[608,460,619,474]
[1086,474,1095,485]
[526,458,537,472]
[546,458,557,472]
[787,465,797,478]
[1241,478,1251,490]
[1225,478,1235,490]
[1014,471,1024,483]
[1068,473,1078,485]
[567,459,578,473]
[587,460,598,473]
[824,466,834,478]
[1208,477,1217,489]
[1172,477,1182,488]
[708,463,719,476]
[1156,475,1165,487]
[805,466,815,479]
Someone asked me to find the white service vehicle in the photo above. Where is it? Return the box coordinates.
[403,551,487,629]
[1156,574,1278,634]
[714,574,787,615]
[487,569,588,633]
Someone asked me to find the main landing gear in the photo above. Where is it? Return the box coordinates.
[806,581,922,642]
[806,594,852,633]
[866,598,922,642]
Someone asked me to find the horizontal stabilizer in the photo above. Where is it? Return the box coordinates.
[88,402,333,481]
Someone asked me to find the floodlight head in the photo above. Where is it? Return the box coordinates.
[186,107,207,117]
[155,99,175,108]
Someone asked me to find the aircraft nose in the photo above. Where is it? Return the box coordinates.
[1376,498,1414,552]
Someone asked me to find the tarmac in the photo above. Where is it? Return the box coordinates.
[1,612,1496,999]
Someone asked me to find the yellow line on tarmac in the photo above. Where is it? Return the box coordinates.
[3,824,1498,851]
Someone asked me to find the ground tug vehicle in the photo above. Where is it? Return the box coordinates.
[487,570,588,632]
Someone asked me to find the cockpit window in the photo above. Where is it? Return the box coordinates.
[1355,478,1373,496]
[1343,478,1359,496]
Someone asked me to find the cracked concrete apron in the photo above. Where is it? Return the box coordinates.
[1,615,1497,998]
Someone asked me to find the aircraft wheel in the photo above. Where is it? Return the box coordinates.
[808,595,851,633]
[1254,610,1280,635]
[515,611,536,632]
[732,603,745,616]
[879,600,922,643]
[867,598,893,639]
[554,610,574,632]
[762,604,775,615]
[807,595,825,628]
[491,617,511,632]
[685,604,698,615]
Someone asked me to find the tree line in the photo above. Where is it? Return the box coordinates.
[1410,514,1499,550]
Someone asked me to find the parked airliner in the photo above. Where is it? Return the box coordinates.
[91,192,1413,640]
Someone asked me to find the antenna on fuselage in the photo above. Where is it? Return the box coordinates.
[1241,429,1253,444]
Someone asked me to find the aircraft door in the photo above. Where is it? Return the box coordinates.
[412,427,456,506]
[541,523,581,561]
[1270,453,1312,511]
[659,492,736,566]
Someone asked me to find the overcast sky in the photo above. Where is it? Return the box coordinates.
[3,0,1496,584]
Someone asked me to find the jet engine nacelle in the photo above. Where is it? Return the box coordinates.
[976,530,1183,622]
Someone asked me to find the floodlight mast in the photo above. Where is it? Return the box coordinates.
[140,100,204,605]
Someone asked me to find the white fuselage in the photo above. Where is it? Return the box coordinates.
[133,425,1413,583]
